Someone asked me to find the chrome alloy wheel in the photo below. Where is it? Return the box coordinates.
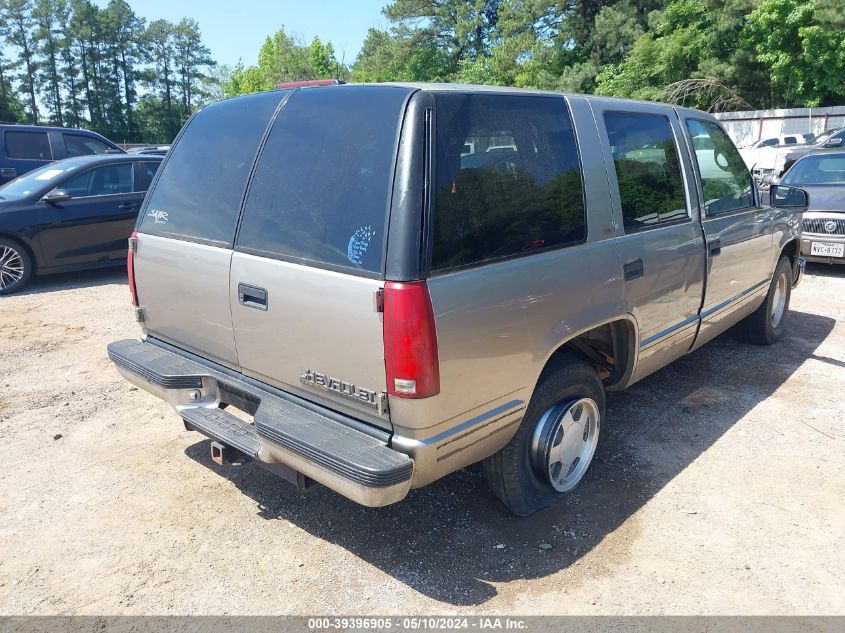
[770,270,789,329]
[531,397,600,493]
[0,245,24,291]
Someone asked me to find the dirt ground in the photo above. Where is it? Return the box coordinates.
[0,264,843,616]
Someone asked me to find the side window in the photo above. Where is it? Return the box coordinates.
[61,163,132,197]
[603,111,688,231]
[63,133,112,157]
[4,131,52,160]
[685,119,754,215]
[138,90,288,246]
[136,161,160,191]
[431,94,585,271]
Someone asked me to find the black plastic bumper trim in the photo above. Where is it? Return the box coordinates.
[107,339,205,389]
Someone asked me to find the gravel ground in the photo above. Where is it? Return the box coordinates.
[0,265,843,615]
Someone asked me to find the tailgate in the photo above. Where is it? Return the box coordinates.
[133,90,288,368]
[227,86,414,429]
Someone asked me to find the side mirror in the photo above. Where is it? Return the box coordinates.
[41,188,72,204]
[770,184,808,210]
[760,173,774,186]
[823,138,843,148]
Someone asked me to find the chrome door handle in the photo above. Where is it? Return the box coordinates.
[238,283,268,310]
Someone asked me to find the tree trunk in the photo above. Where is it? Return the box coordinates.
[120,48,134,137]
[16,18,39,123]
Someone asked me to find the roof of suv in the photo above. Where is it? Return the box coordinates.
[265,82,716,117]
[0,123,110,135]
[40,154,162,169]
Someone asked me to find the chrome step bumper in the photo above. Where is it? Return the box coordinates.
[107,339,413,507]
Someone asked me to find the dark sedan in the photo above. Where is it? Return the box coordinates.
[0,154,162,294]
[779,150,845,265]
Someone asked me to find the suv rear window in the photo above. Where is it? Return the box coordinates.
[138,90,288,246]
[431,93,586,272]
[5,131,52,160]
[235,86,410,275]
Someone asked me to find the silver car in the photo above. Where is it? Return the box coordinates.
[777,150,845,264]
[108,84,806,515]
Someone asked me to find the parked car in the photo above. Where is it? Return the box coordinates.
[774,128,845,176]
[746,134,803,149]
[106,85,806,515]
[777,150,845,264]
[0,124,124,185]
[0,154,162,294]
[741,134,810,182]
[127,145,170,156]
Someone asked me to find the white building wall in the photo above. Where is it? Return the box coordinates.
[715,106,845,147]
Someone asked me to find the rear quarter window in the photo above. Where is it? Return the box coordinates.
[138,90,288,246]
[431,93,586,272]
[235,86,411,275]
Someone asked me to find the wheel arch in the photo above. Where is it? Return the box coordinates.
[535,316,639,396]
[0,232,37,274]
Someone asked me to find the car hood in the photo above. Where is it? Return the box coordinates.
[797,185,845,213]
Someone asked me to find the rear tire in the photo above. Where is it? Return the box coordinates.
[738,256,792,345]
[483,357,605,516]
[0,238,32,295]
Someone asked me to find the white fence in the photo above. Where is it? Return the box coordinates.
[715,106,845,147]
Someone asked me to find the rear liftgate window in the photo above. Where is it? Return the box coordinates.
[138,90,288,245]
[235,86,410,275]
[431,93,586,271]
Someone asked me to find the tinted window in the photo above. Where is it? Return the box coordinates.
[236,86,410,274]
[136,161,160,191]
[63,133,112,157]
[604,111,688,231]
[5,131,52,160]
[431,94,585,271]
[139,90,287,245]
[62,163,132,197]
[685,119,754,214]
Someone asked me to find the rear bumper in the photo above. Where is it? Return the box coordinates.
[107,338,414,507]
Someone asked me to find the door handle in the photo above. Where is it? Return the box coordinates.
[117,202,138,209]
[709,239,722,256]
[238,283,268,311]
[623,258,644,281]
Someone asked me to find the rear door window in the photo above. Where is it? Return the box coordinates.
[136,161,160,191]
[5,131,52,160]
[63,133,112,156]
[431,93,586,271]
[235,86,411,275]
[603,111,688,231]
[138,90,288,246]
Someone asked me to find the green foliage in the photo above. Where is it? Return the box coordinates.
[745,0,845,106]
[2,0,843,138]
[224,27,345,96]
[0,0,215,141]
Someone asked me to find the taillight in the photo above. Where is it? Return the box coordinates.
[383,281,440,399]
[127,230,139,307]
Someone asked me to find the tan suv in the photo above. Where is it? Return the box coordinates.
[108,84,805,515]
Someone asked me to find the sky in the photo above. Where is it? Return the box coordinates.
[100,0,389,68]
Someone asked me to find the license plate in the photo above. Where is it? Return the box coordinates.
[810,241,845,257]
